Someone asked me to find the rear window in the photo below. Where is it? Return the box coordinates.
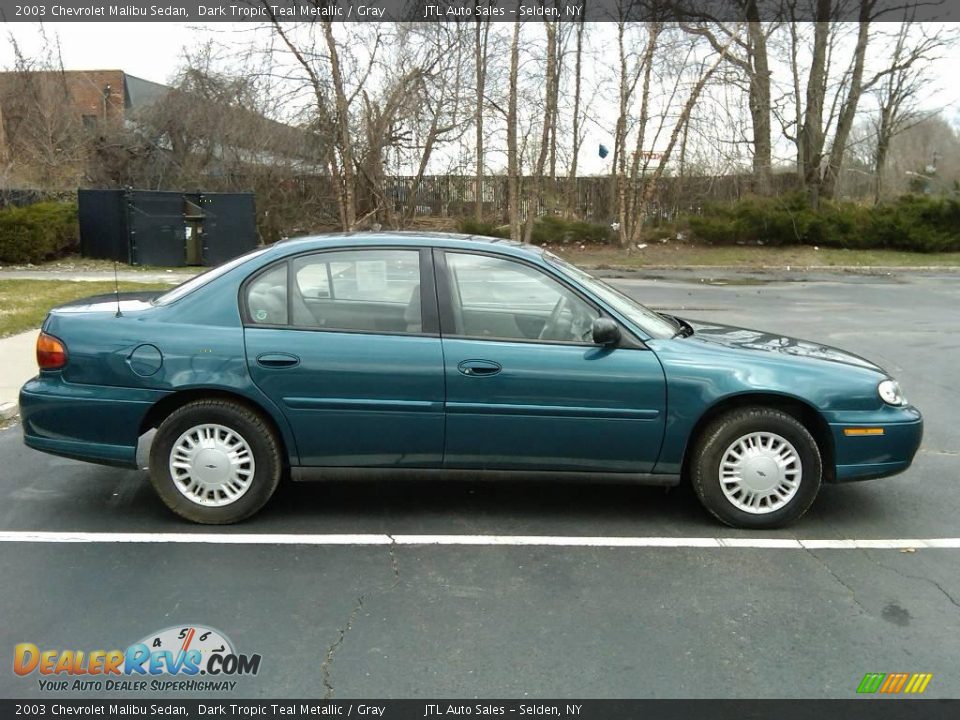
[153,248,268,306]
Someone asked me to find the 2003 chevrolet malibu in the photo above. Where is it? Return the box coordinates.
[20,233,922,528]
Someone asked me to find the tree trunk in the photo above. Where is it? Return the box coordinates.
[548,22,561,182]
[614,21,629,246]
[800,1,831,209]
[507,20,521,241]
[822,1,873,199]
[522,21,557,244]
[745,14,772,194]
[322,21,356,229]
[622,23,659,246]
[474,17,489,223]
[568,16,585,180]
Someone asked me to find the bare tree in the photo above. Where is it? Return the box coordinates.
[0,32,89,188]
[567,14,587,180]
[473,13,492,222]
[681,3,777,194]
[507,19,521,240]
[398,25,470,226]
[521,20,558,243]
[868,21,953,201]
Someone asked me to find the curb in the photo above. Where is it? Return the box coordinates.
[0,402,17,421]
[581,264,960,273]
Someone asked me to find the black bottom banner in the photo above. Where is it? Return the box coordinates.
[2,699,958,720]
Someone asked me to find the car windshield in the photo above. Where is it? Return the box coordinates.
[152,248,269,306]
[543,250,679,339]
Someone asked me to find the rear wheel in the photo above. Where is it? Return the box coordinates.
[148,399,282,524]
[691,407,822,529]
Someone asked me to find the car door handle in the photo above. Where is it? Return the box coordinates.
[257,353,300,369]
[457,359,502,377]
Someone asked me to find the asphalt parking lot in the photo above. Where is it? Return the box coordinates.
[1,270,958,699]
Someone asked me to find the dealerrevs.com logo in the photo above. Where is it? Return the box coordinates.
[13,625,261,692]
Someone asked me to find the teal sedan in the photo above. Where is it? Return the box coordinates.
[19,233,923,528]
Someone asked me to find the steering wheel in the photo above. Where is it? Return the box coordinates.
[538,296,569,341]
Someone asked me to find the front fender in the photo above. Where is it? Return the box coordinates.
[648,338,887,474]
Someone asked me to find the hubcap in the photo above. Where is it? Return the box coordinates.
[169,424,255,507]
[719,431,802,515]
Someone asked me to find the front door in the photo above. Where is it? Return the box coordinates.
[244,247,444,467]
[437,250,666,472]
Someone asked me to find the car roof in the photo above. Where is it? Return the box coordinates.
[268,231,545,261]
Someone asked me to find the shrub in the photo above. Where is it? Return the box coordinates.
[457,215,614,245]
[686,193,960,253]
[457,218,510,239]
[0,201,79,264]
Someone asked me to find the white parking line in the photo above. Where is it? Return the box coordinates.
[0,531,959,549]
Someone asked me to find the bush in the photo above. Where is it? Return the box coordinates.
[686,193,960,253]
[457,218,510,239]
[457,215,614,245]
[0,201,79,264]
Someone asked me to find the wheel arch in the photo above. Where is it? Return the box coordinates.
[138,388,296,467]
[680,392,835,483]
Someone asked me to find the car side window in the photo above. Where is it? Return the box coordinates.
[445,252,599,343]
[290,249,423,333]
[246,264,288,325]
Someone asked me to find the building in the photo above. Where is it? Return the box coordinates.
[0,68,316,187]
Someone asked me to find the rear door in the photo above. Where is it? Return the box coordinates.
[437,250,667,472]
[243,247,445,467]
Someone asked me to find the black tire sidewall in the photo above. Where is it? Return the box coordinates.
[693,409,822,529]
[149,401,282,524]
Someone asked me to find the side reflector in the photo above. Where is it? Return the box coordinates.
[844,427,885,436]
[36,332,68,370]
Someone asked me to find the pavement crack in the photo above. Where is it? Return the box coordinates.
[317,537,401,699]
[320,594,365,700]
[804,548,870,615]
[386,533,401,589]
[859,551,960,610]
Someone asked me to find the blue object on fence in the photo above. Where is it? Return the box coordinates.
[598,144,609,159]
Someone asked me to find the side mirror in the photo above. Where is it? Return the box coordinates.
[591,317,621,346]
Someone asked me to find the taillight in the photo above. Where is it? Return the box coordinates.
[36,332,68,370]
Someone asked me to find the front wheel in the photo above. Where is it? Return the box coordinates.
[691,407,822,529]
[148,399,282,524]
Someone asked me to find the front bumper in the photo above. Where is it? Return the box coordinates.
[826,405,923,482]
[20,374,168,469]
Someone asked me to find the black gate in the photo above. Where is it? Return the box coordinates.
[78,189,258,267]
[199,193,258,267]
[128,192,185,266]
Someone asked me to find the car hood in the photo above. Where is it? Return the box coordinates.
[683,319,884,373]
[50,291,161,314]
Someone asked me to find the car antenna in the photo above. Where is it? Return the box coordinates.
[114,260,123,317]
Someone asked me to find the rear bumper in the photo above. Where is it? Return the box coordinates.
[827,406,923,482]
[20,375,167,469]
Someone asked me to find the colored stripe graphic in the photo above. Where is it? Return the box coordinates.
[904,673,933,694]
[858,672,932,694]
[857,673,885,693]
[881,673,909,693]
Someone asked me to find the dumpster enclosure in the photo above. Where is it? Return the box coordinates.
[78,189,257,266]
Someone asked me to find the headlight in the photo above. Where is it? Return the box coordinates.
[878,379,907,406]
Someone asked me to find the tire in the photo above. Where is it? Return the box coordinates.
[691,406,822,529]
[148,399,282,524]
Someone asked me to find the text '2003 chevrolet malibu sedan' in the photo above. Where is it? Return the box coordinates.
[20,233,922,528]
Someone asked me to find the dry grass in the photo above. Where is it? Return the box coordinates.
[0,280,171,338]
[551,243,960,269]
[0,254,199,274]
